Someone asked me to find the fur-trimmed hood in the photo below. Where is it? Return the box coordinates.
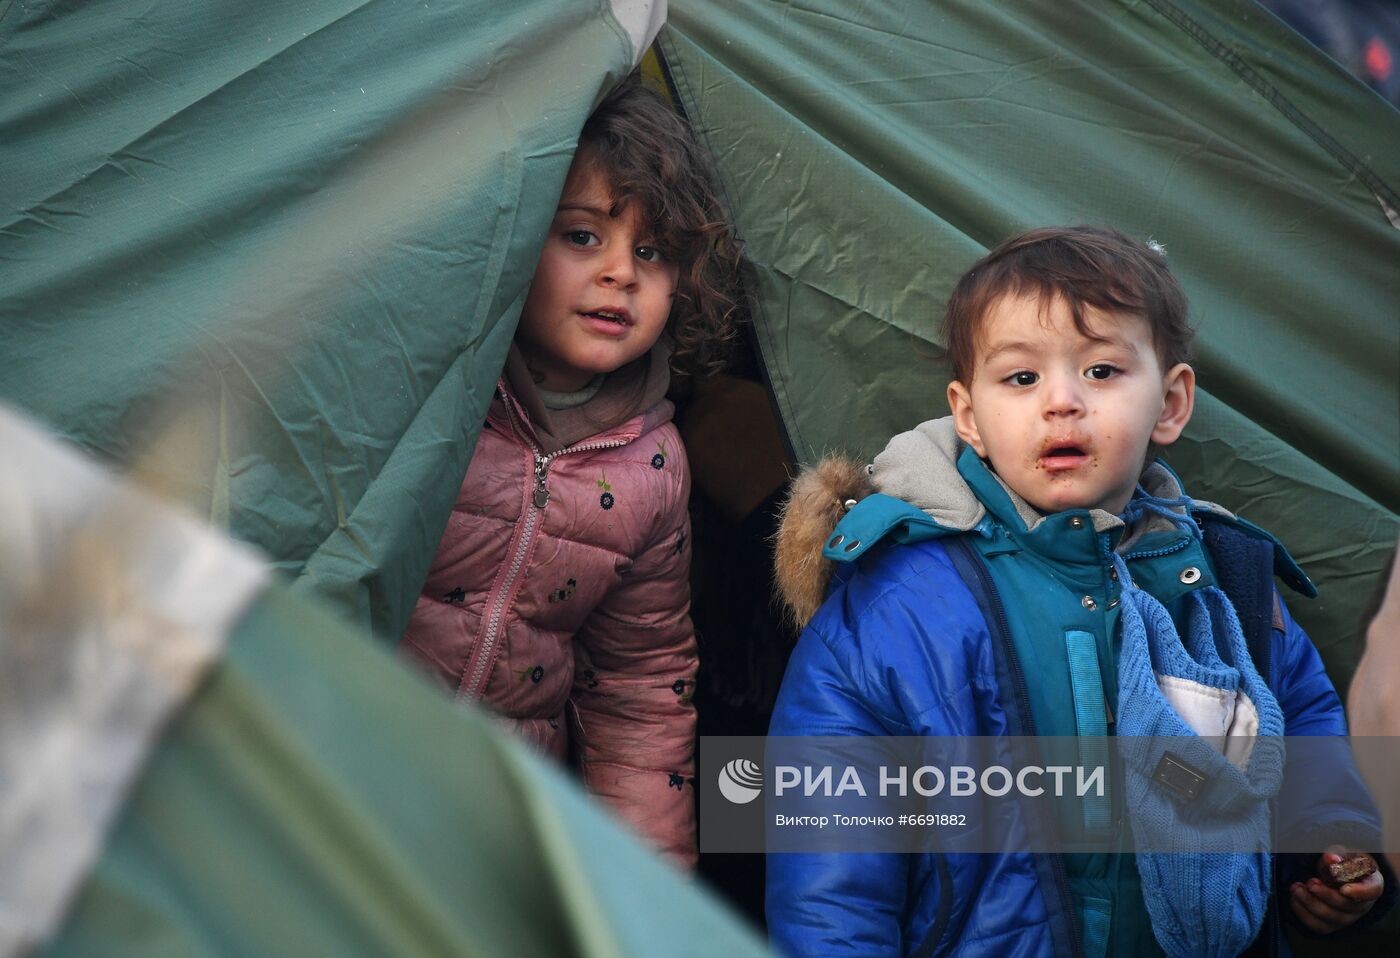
[774,417,1230,627]
[772,455,874,631]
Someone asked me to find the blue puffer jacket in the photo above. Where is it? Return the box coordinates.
[767,419,1388,958]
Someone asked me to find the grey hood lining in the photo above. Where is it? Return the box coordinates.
[870,417,987,532]
[868,416,1231,545]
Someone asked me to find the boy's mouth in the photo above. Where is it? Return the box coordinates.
[581,307,631,327]
[1039,440,1090,470]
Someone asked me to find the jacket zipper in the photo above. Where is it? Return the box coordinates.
[459,393,631,701]
[947,538,1084,958]
[1098,533,1121,613]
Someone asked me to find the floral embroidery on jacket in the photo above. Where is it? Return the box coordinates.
[598,468,615,510]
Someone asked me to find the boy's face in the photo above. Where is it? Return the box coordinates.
[515,159,678,393]
[946,292,1194,515]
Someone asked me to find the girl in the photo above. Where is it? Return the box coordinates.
[404,77,742,868]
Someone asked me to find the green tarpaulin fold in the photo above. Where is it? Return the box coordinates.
[1,0,657,641]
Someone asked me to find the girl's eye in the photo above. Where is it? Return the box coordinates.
[1085,364,1119,381]
[1005,371,1038,387]
[564,230,599,247]
[635,245,663,263]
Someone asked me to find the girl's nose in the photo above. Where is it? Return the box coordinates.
[598,247,636,289]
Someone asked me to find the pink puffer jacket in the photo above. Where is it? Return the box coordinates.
[404,383,697,866]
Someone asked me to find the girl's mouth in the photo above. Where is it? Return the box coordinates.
[581,308,631,327]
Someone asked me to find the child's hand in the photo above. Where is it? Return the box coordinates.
[1289,846,1384,934]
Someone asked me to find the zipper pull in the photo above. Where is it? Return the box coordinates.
[532,454,551,509]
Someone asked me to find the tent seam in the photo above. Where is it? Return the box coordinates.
[0,0,19,43]
[1143,0,1400,226]
[657,28,827,463]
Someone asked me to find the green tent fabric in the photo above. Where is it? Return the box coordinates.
[0,0,659,641]
[4,0,1400,950]
[3,1,1393,680]
[53,582,767,958]
[661,0,1400,694]
[0,405,767,958]
[51,577,767,958]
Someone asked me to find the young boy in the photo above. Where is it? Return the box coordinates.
[767,227,1390,956]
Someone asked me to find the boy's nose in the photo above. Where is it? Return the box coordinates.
[1042,376,1085,418]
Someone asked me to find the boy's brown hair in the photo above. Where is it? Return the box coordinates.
[942,225,1193,383]
[576,75,743,375]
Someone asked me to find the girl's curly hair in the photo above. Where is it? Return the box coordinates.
[575,75,744,376]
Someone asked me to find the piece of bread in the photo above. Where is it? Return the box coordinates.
[1325,852,1378,886]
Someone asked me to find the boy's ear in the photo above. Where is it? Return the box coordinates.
[947,380,987,457]
[1152,363,1195,445]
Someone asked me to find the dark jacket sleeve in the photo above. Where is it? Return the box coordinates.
[766,619,915,957]
[1272,591,1397,931]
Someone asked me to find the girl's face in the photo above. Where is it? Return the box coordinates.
[515,160,678,392]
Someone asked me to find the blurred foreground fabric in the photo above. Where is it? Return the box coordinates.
[0,405,768,957]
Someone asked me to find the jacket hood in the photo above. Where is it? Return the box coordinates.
[772,455,874,631]
[871,417,1191,536]
[869,417,987,532]
[775,416,1235,626]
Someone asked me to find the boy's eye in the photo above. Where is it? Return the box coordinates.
[564,230,599,247]
[1085,364,1119,381]
[635,245,663,263]
[1004,371,1038,387]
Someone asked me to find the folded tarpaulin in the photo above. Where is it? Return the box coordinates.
[0,0,665,641]
[662,0,1400,695]
[0,404,768,957]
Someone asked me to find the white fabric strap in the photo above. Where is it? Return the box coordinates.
[0,406,269,956]
[609,0,666,67]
